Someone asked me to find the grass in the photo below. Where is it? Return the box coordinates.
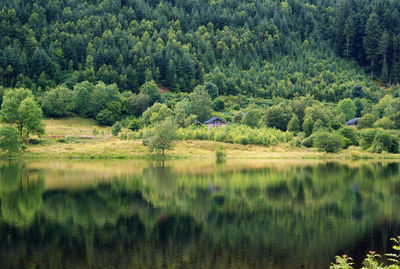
[3,116,400,160]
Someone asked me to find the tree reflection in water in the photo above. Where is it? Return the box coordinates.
[0,160,399,268]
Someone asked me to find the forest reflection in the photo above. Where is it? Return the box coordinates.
[0,160,399,269]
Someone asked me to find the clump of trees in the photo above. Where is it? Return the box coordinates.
[1,88,44,141]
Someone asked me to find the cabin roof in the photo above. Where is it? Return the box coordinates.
[346,117,360,125]
[204,116,227,124]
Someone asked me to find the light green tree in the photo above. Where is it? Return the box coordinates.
[143,117,177,156]
[287,114,300,134]
[189,86,213,122]
[0,126,21,156]
[1,89,45,140]
[17,97,45,140]
[337,99,356,121]
[139,80,161,105]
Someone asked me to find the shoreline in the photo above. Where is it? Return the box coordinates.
[4,138,400,160]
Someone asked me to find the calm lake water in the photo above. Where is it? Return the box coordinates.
[0,159,399,269]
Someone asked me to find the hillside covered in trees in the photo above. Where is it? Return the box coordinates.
[1,0,399,96]
[2,0,400,155]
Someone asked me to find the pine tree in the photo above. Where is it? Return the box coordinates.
[381,56,389,86]
[363,13,382,75]
[344,16,355,58]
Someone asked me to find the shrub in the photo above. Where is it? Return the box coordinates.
[358,113,377,129]
[313,131,344,153]
[359,128,378,150]
[339,126,359,147]
[302,135,314,148]
[112,122,122,136]
[215,145,226,162]
[330,236,400,269]
[372,130,394,153]
[373,116,395,130]
[96,109,117,125]
[287,114,300,134]
[128,118,141,131]
[41,85,72,117]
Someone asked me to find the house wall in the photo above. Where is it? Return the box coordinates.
[206,119,227,128]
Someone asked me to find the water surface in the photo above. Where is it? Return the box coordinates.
[0,160,399,268]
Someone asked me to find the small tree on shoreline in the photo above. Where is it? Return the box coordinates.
[143,118,177,156]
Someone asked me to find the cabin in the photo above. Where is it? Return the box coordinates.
[204,116,228,128]
[346,117,359,127]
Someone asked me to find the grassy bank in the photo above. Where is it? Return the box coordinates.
[4,117,400,160]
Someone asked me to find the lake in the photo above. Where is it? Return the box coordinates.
[0,159,399,268]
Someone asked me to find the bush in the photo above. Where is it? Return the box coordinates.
[287,114,300,134]
[112,122,122,136]
[96,109,117,125]
[371,130,395,153]
[302,135,314,148]
[313,131,344,153]
[215,145,226,162]
[373,117,394,129]
[358,113,376,129]
[330,236,400,269]
[359,128,378,150]
[339,126,359,147]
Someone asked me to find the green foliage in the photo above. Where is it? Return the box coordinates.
[96,109,117,126]
[263,106,291,131]
[143,117,177,156]
[174,98,194,128]
[215,145,226,163]
[339,126,359,148]
[1,88,33,124]
[241,107,260,128]
[364,13,381,71]
[189,86,213,123]
[2,89,44,140]
[71,81,95,117]
[142,103,173,126]
[18,97,45,139]
[205,82,219,99]
[128,118,141,131]
[330,237,400,269]
[0,125,21,156]
[372,131,395,153]
[302,135,314,148]
[358,113,377,129]
[303,117,314,137]
[112,122,122,136]
[139,81,161,105]
[359,128,379,150]
[128,93,151,117]
[313,131,344,153]
[337,99,357,121]
[176,124,292,146]
[287,115,300,134]
[374,117,394,130]
[212,97,225,111]
[390,112,400,129]
[41,85,72,117]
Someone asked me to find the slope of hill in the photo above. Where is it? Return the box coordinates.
[1,0,398,100]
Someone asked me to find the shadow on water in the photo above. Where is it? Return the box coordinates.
[0,160,400,268]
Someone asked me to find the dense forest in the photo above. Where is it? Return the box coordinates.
[2,0,400,154]
[1,0,399,95]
